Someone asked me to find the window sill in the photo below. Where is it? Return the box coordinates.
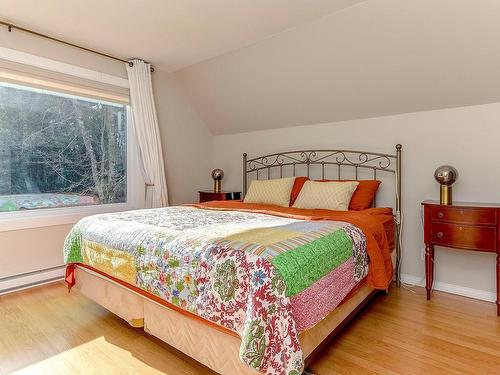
[0,203,142,232]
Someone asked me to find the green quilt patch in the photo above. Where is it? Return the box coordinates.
[64,228,84,263]
[271,229,353,297]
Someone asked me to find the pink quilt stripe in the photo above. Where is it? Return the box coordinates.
[291,257,356,331]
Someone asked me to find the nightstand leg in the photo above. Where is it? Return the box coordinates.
[425,244,434,300]
[496,253,499,317]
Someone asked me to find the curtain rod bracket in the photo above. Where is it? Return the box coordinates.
[128,60,154,73]
[8,25,12,32]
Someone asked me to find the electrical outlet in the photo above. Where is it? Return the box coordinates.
[420,247,425,261]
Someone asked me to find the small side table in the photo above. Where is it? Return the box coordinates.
[199,191,241,203]
[422,200,500,316]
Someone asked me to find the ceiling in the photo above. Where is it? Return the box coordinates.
[3,0,500,136]
[0,0,365,72]
[176,0,500,134]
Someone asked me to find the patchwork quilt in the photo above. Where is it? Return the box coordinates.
[64,206,369,375]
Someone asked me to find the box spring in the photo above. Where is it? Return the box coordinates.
[74,267,376,374]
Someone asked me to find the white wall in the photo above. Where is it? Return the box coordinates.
[212,102,500,300]
[154,71,213,205]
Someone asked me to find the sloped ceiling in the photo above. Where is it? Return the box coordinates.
[175,0,500,135]
[0,0,365,72]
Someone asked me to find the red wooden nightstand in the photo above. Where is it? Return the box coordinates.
[422,200,500,316]
[198,191,241,203]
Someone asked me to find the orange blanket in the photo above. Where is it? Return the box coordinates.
[189,201,394,289]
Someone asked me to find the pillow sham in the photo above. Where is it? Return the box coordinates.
[293,180,359,211]
[289,176,309,206]
[318,179,381,210]
[244,177,296,207]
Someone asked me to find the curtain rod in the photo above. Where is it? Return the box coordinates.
[0,20,154,72]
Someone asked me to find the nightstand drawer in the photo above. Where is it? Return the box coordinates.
[431,206,496,225]
[431,222,496,251]
[198,191,241,203]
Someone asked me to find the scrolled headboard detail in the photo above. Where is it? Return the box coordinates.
[242,144,402,286]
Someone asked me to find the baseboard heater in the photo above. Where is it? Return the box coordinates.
[0,264,66,295]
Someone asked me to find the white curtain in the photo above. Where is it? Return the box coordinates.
[126,59,168,207]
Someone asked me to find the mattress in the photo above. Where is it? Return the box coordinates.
[65,203,393,375]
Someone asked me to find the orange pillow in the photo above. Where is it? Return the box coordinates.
[289,177,309,206]
[318,180,381,210]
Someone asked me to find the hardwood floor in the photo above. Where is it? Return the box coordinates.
[0,282,499,375]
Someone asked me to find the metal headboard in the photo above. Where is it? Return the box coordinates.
[242,144,402,287]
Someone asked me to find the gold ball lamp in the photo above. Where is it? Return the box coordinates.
[211,168,224,193]
[434,165,458,205]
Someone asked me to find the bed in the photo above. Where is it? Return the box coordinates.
[64,145,402,375]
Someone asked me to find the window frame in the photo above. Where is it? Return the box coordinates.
[0,49,145,232]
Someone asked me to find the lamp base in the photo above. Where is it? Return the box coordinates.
[213,180,221,193]
[440,185,452,205]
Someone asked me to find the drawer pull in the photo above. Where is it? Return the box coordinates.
[437,212,444,218]
[437,232,444,238]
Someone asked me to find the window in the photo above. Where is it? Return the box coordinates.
[0,82,128,212]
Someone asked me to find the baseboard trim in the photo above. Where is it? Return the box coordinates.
[401,274,496,302]
[0,265,65,295]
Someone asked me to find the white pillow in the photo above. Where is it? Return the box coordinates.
[243,177,295,207]
[292,180,359,211]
